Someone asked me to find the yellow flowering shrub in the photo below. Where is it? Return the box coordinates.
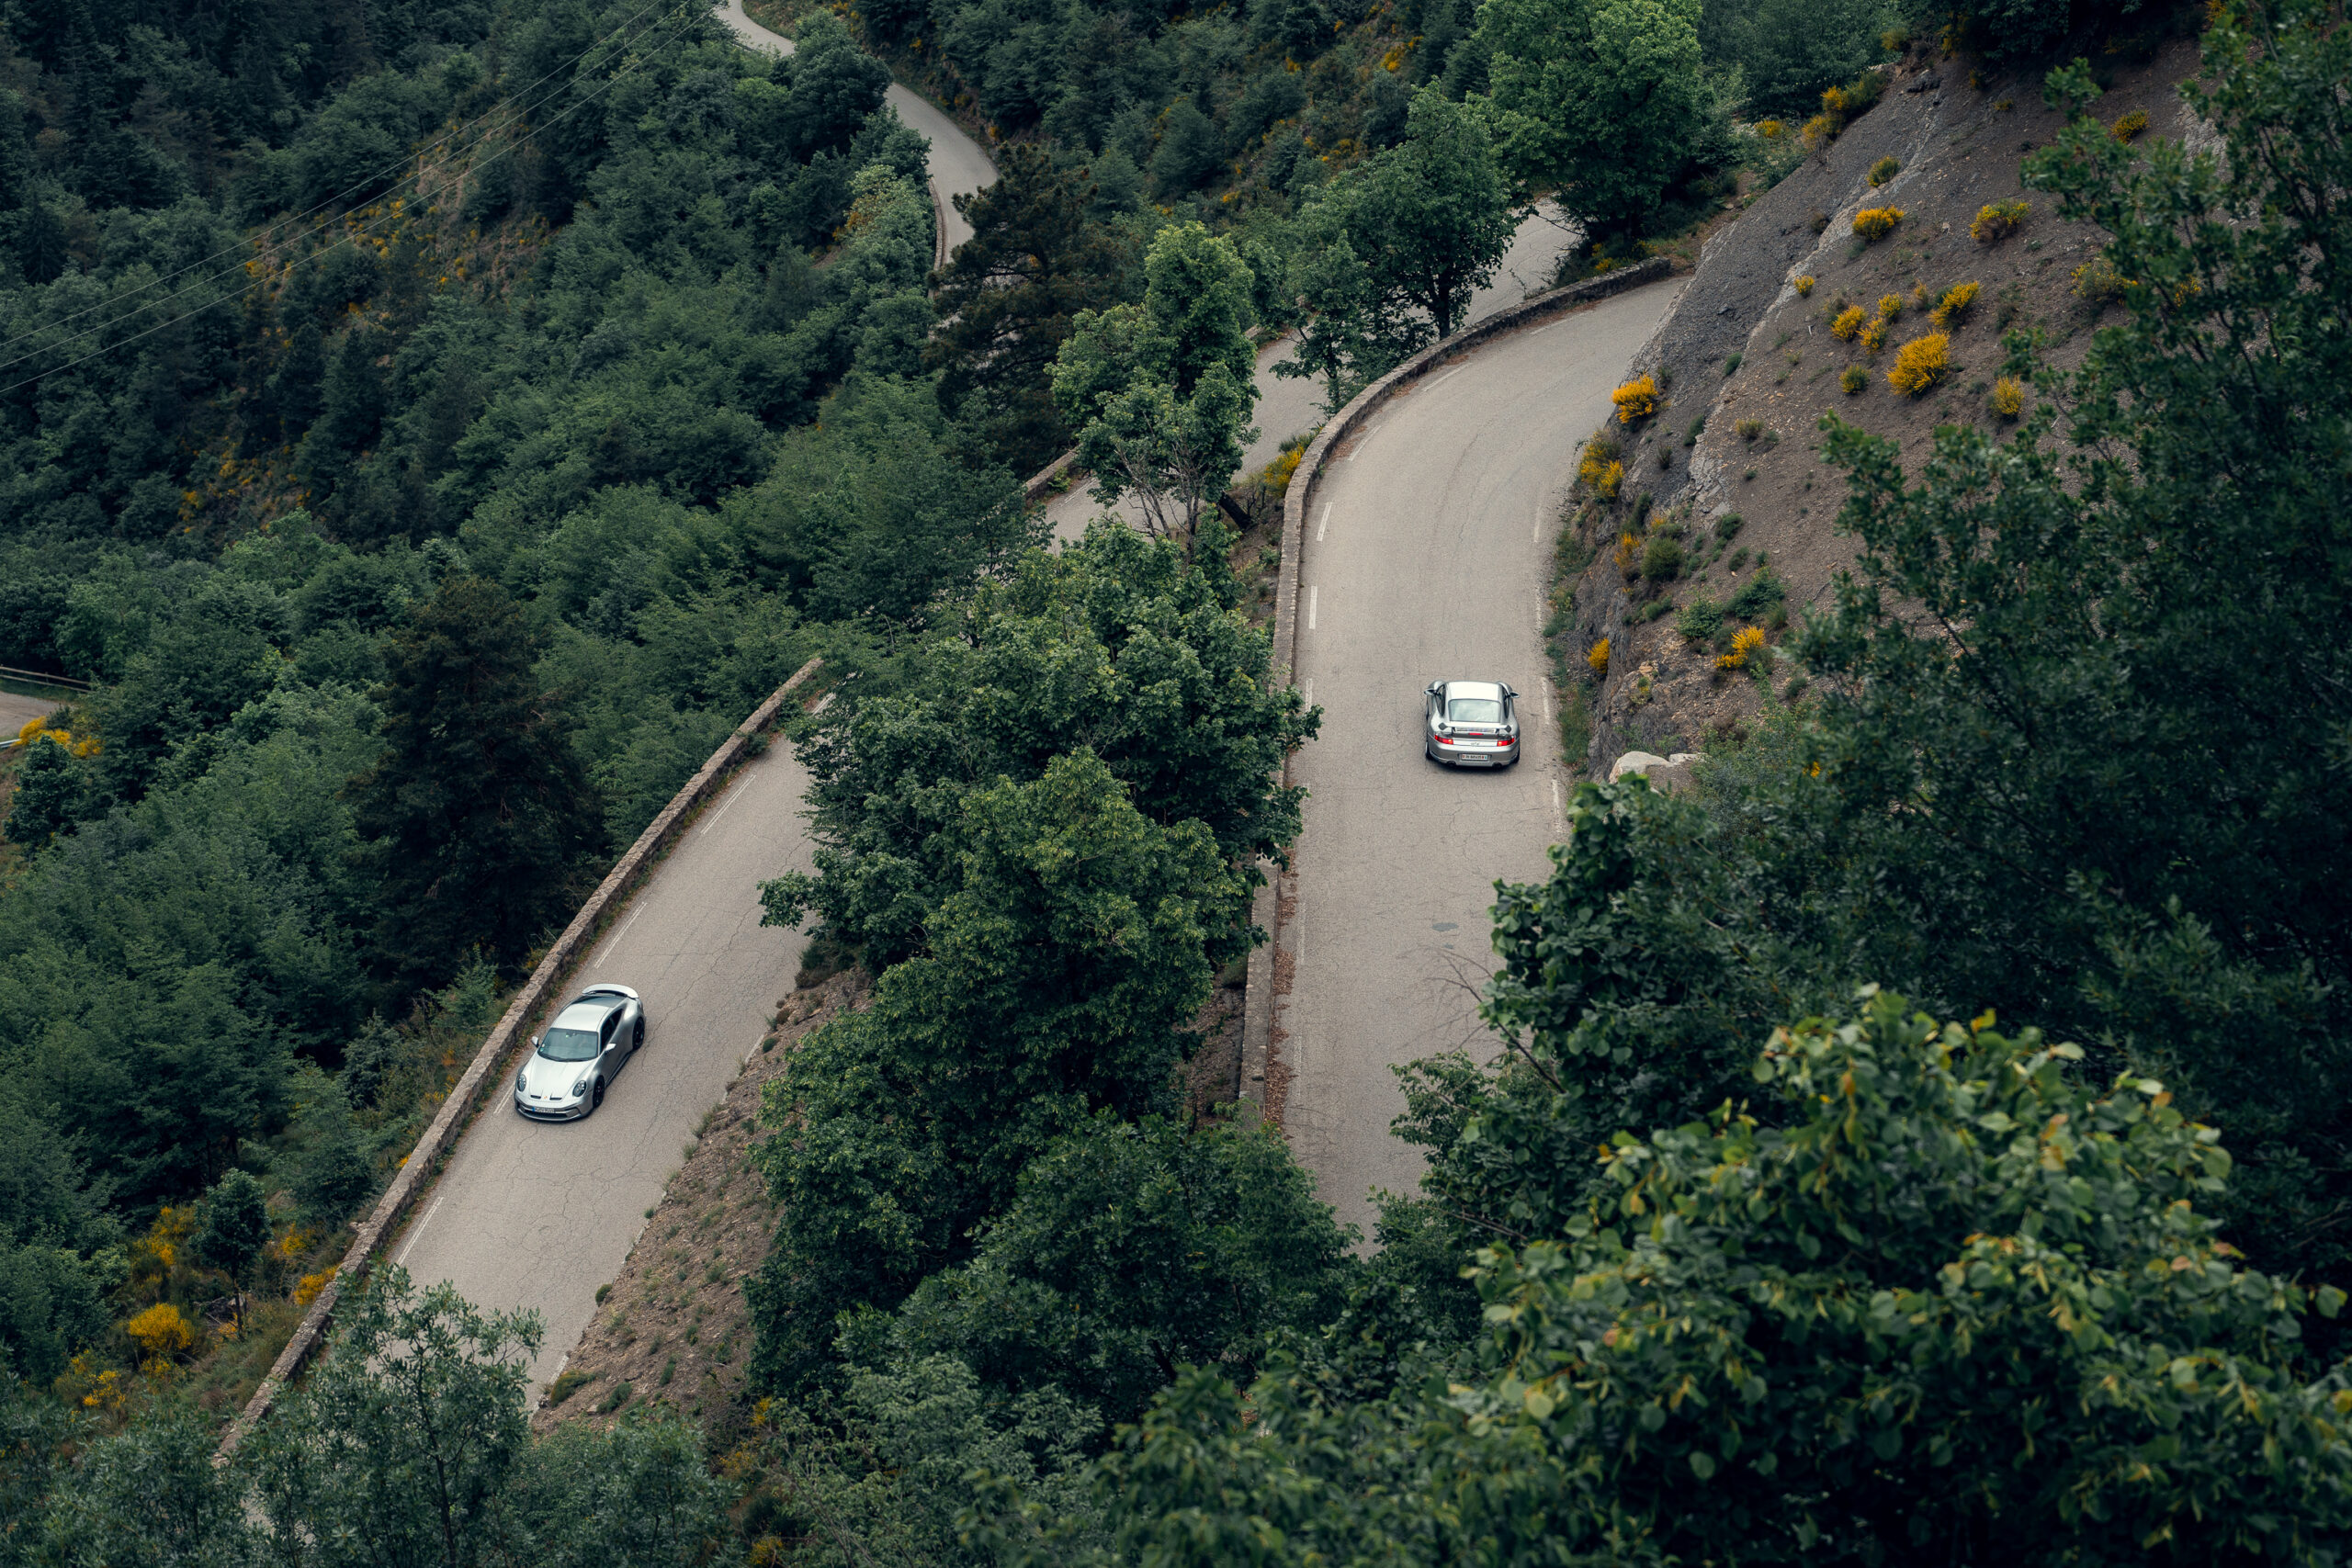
[1794,275,1815,297]
[127,1303,195,1367]
[1830,305,1866,340]
[1929,281,1980,328]
[1755,118,1783,138]
[2112,108,2149,141]
[1841,364,1869,395]
[1578,437,1623,496]
[1800,113,1838,149]
[295,1269,337,1308]
[1991,377,2025,417]
[1587,637,1611,676]
[1876,293,1903,321]
[1868,155,1900,186]
[1860,315,1889,353]
[1613,532,1641,577]
[1971,199,2029,243]
[1611,373,1660,424]
[2074,256,2130,306]
[1716,626,1767,670]
[1851,207,1904,241]
[1887,332,1950,396]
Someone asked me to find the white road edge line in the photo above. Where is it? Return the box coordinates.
[1426,365,1467,390]
[1303,680,1314,710]
[597,903,645,963]
[698,777,747,837]
[1350,424,1380,461]
[396,1194,447,1268]
[1317,502,1331,542]
[1308,586,1318,631]
[1553,778,1562,815]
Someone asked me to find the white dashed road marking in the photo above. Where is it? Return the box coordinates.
[1317,502,1331,542]
[397,1195,447,1269]
[1308,587,1318,630]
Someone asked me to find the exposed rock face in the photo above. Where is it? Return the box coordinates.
[1568,39,2202,773]
[1610,750,1705,795]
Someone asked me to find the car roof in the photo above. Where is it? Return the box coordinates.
[1441,681,1507,700]
[552,1000,616,1032]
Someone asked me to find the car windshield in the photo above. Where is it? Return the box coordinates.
[538,1027,601,1062]
[1447,697,1503,724]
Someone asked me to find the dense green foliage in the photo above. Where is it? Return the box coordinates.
[750,523,1325,1402]
[6,1268,728,1566]
[1053,222,1261,547]
[1055,994,2352,1564]
[0,0,1021,1399]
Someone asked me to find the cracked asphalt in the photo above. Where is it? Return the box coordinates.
[1280,278,1684,1240]
[389,742,816,1393]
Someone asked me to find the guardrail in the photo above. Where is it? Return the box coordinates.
[1234,255,1676,1114]
[215,656,823,1458]
[0,663,91,692]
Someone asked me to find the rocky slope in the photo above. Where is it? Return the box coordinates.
[1571,33,2206,766]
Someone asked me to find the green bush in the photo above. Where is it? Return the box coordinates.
[1640,534,1686,581]
[1674,594,1726,642]
[1729,566,1786,618]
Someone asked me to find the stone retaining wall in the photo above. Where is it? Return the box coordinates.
[214,658,824,1458]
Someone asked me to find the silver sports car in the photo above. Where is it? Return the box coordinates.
[1424,680,1521,768]
[514,984,645,1121]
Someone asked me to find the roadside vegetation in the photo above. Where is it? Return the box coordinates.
[11,0,2352,1561]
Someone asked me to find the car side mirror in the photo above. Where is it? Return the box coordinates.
[529,1034,540,1049]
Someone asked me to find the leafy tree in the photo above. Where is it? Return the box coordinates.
[1476,0,1713,237]
[1,735,96,852]
[1149,96,1224,193]
[753,1354,1102,1566]
[31,1408,257,1568]
[1699,0,1891,118]
[1338,86,1518,339]
[750,750,1245,1394]
[926,145,1139,475]
[242,1267,540,1568]
[892,1113,1358,1427]
[1052,223,1261,548]
[724,376,1035,629]
[194,1168,270,1330]
[762,521,1314,973]
[290,1077,376,1226]
[1274,218,1423,416]
[1071,994,2352,1565]
[347,576,597,991]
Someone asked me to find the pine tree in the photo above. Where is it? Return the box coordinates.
[348,576,597,991]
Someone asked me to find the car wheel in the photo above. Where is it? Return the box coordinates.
[634,1019,644,1048]
[592,1078,605,1111]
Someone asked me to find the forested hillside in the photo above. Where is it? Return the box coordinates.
[9,0,2352,1559]
[0,0,1023,1410]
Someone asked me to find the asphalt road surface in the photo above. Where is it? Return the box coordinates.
[1281,278,1684,1240]
[390,742,817,1392]
[1047,207,1581,544]
[715,0,996,256]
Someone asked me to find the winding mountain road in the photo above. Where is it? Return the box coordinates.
[715,0,996,256]
[1280,279,1684,1239]
[1046,207,1582,543]
[391,744,819,1392]
[388,15,1002,1395]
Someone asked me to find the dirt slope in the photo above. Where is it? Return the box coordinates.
[1571,34,2205,765]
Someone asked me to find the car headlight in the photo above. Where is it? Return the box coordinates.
[515,1070,528,1094]
[571,1077,591,1097]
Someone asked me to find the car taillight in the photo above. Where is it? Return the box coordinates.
[1437,735,1453,744]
